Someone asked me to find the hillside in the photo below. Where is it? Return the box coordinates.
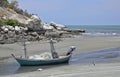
[0,0,34,25]
[0,0,84,44]
[0,7,29,24]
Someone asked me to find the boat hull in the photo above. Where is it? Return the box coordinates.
[14,55,71,66]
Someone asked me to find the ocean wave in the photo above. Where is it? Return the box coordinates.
[82,32,119,36]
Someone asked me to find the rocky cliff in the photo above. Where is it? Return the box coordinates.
[0,2,85,44]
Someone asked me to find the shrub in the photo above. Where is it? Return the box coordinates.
[0,0,9,7]
[5,19,19,26]
[0,18,5,26]
[23,10,32,18]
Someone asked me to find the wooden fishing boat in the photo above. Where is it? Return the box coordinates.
[11,54,71,66]
[12,38,76,66]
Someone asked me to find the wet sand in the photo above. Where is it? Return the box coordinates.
[3,62,120,77]
[1,36,120,77]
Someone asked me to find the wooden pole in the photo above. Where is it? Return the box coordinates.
[50,38,57,58]
[23,40,27,58]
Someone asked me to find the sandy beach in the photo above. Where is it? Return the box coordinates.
[1,36,120,77]
[0,0,120,76]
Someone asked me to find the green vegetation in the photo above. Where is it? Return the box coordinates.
[0,0,9,7]
[8,0,18,9]
[8,0,32,17]
[23,10,32,18]
[0,18,21,26]
[0,0,32,17]
[5,19,19,26]
[0,0,32,26]
[0,18,5,26]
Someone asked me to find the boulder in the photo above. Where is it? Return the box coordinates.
[45,31,63,38]
[30,32,39,37]
[25,15,46,35]
[15,26,20,31]
[49,21,66,30]
[26,15,42,30]
[31,15,40,20]
[8,31,15,38]
[0,35,4,41]
[49,21,57,29]
[42,23,54,30]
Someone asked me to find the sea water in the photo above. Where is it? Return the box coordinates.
[66,25,120,36]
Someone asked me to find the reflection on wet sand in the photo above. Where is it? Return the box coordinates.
[16,63,69,74]
[0,58,69,75]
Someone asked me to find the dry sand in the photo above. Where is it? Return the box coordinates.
[1,36,120,77]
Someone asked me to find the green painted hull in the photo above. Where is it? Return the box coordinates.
[14,55,71,66]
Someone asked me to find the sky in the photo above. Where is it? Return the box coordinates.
[12,0,120,25]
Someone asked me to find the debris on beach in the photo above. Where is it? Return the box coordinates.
[37,68,43,71]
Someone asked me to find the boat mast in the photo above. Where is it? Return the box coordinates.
[50,38,55,53]
[23,40,27,58]
[50,37,57,58]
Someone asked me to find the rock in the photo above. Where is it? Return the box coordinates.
[26,35,33,41]
[0,36,15,44]
[22,27,28,31]
[3,34,9,40]
[42,23,54,30]
[60,33,73,38]
[56,24,66,30]
[31,15,40,20]
[0,41,5,44]
[25,15,46,35]
[15,26,20,31]
[0,35,4,41]
[45,31,63,38]
[7,25,14,31]
[0,7,29,24]
[8,31,15,38]
[30,32,38,37]
[26,15,42,30]
[0,6,86,44]
[0,27,2,31]
[6,38,15,44]
[50,21,57,29]
[4,28,9,33]
[49,21,66,30]
[65,29,85,35]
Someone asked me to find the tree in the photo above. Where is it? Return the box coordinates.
[23,10,32,18]
[9,0,18,10]
[0,0,9,7]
